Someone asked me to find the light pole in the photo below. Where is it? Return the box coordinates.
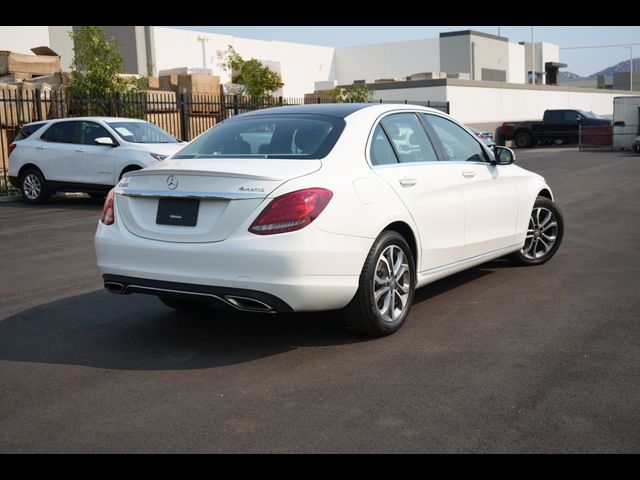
[531,26,535,84]
[624,45,633,91]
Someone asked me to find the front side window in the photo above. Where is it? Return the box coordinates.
[380,113,438,163]
[424,114,488,163]
[173,114,344,159]
[79,121,113,145]
[41,121,79,144]
[107,121,179,144]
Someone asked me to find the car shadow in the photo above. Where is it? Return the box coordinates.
[0,289,371,371]
[0,262,509,371]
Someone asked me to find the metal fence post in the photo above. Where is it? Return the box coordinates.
[115,92,122,117]
[35,88,43,121]
[579,123,582,152]
[233,95,239,116]
[446,101,450,114]
[179,93,189,141]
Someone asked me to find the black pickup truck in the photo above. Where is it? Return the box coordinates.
[499,109,612,148]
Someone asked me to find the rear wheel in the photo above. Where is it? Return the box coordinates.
[509,196,564,266]
[159,296,212,313]
[514,132,533,149]
[20,168,50,204]
[343,231,416,336]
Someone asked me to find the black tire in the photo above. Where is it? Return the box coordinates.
[20,168,50,204]
[343,230,416,337]
[509,196,564,266]
[514,132,533,149]
[159,296,212,313]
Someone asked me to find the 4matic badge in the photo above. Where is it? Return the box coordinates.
[238,186,265,193]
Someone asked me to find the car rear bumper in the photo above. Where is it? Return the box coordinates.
[95,220,373,312]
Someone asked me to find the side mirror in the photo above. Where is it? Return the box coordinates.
[493,146,515,165]
[95,137,116,147]
[576,116,585,124]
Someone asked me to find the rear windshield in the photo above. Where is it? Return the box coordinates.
[15,123,46,141]
[173,114,345,160]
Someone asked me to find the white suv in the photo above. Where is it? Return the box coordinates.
[8,117,186,203]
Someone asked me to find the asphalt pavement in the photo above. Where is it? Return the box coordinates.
[0,147,639,453]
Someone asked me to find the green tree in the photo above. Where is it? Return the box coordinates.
[217,45,283,98]
[68,26,138,115]
[327,84,374,103]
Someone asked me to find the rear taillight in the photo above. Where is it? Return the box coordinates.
[8,144,16,157]
[249,188,333,235]
[100,189,115,225]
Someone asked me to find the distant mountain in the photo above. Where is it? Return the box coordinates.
[588,58,640,78]
[558,71,584,81]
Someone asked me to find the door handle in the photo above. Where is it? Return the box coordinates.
[399,178,417,187]
[462,170,476,178]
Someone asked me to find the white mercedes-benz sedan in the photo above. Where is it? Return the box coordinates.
[95,104,564,336]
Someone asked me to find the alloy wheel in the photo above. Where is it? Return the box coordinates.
[373,245,411,322]
[23,173,42,201]
[522,207,558,260]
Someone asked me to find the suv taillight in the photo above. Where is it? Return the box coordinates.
[100,189,115,225]
[8,144,16,157]
[249,188,333,235]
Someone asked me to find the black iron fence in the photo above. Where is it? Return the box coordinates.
[0,89,449,195]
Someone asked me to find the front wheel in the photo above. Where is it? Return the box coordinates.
[509,196,564,266]
[343,231,416,336]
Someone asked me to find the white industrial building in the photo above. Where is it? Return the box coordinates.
[0,26,635,125]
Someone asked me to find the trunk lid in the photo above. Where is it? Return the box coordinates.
[115,158,321,243]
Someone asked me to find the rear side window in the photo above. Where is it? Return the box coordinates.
[545,111,563,123]
[380,113,438,163]
[15,123,45,141]
[41,121,79,144]
[174,114,345,160]
[370,125,398,165]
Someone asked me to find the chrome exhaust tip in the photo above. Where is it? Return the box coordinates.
[105,282,125,294]
[224,295,274,313]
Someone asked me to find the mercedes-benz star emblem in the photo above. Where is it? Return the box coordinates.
[167,175,178,190]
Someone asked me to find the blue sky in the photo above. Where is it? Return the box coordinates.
[169,26,640,77]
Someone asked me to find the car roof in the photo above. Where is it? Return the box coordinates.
[238,103,375,119]
[25,116,148,126]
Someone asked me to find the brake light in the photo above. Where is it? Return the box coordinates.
[8,144,16,157]
[100,189,115,225]
[249,188,333,235]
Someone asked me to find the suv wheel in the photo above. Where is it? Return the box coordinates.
[20,168,50,204]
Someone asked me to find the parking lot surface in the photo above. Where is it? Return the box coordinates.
[0,148,639,453]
